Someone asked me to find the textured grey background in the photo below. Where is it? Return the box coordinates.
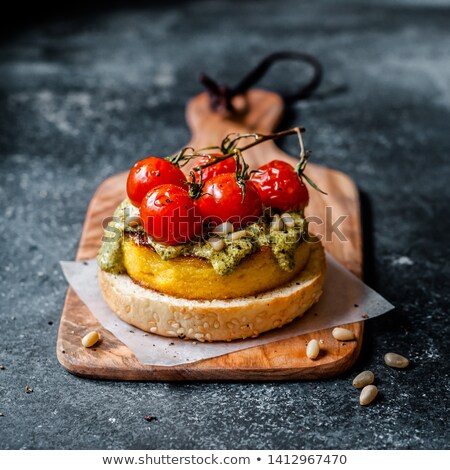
[0,0,449,450]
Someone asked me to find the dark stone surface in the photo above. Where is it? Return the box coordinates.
[0,0,449,450]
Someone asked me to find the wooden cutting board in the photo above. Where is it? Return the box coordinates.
[57,89,363,381]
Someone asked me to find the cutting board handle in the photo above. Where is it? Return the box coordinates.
[185,89,302,171]
[187,89,284,141]
[184,51,323,170]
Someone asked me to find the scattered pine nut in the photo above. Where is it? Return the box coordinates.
[229,230,247,241]
[270,214,284,231]
[359,385,378,406]
[306,339,320,359]
[212,222,233,235]
[25,385,33,394]
[332,327,355,341]
[209,237,225,251]
[281,213,295,228]
[127,216,141,228]
[81,331,101,348]
[353,370,375,389]
[384,352,409,369]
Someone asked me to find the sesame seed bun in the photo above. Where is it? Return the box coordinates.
[98,239,325,342]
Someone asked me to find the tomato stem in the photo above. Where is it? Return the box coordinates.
[293,128,327,195]
[166,146,196,168]
[168,126,327,196]
[183,171,205,199]
[193,127,306,171]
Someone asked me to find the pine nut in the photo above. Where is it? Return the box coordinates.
[359,385,378,406]
[209,237,225,251]
[353,370,375,389]
[127,216,142,228]
[281,213,295,228]
[384,352,409,369]
[213,222,233,235]
[332,327,355,341]
[81,331,100,348]
[229,230,247,241]
[306,339,320,359]
[270,214,284,231]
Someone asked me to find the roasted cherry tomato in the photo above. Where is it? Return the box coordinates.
[251,160,309,212]
[127,157,186,207]
[193,154,237,183]
[196,173,262,228]
[140,184,202,245]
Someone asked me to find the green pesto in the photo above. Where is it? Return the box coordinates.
[97,199,307,276]
[96,199,139,274]
[192,237,257,276]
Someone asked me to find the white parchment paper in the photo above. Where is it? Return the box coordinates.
[60,254,394,366]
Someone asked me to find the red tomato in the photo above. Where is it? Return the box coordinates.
[193,154,236,183]
[127,157,186,207]
[196,173,262,228]
[140,184,202,245]
[251,160,309,212]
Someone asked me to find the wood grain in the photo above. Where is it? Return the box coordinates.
[57,89,363,381]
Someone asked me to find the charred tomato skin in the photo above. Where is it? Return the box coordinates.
[193,154,237,183]
[140,184,202,245]
[251,160,309,212]
[127,157,186,207]
[196,173,263,228]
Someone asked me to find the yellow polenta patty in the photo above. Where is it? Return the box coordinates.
[123,237,311,300]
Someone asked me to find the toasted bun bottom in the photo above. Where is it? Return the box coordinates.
[98,240,326,342]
